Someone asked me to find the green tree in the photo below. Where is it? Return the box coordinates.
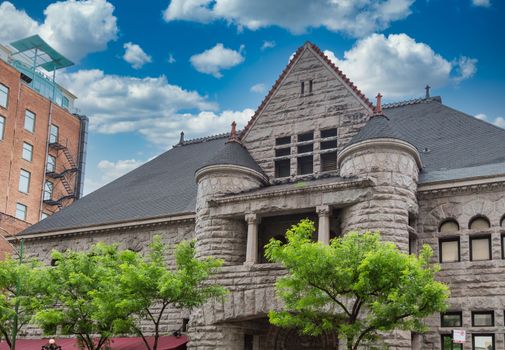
[0,251,49,350]
[118,237,227,350]
[34,243,134,350]
[265,219,449,350]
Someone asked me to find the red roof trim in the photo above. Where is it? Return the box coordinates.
[239,41,374,140]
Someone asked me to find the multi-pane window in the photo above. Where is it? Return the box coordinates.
[439,219,460,233]
[22,142,33,162]
[18,169,30,193]
[15,203,27,220]
[44,181,54,201]
[440,238,460,263]
[275,159,290,178]
[441,312,462,327]
[442,334,463,350]
[320,128,338,172]
[472,334,494,350]
[297,155,313,175]
[297,132,313,175]
[49,124,59,143]
[47,155,56,173]
[274,136,291,178]
[472,311,494,327]
[321,152,337,172]
[61,96,69,109]
[470,236,491,261]
[0,116,5,140]
[469,217,490,230]
[0,83,8,108]
[298,131,313,142]
[24,110,35,132]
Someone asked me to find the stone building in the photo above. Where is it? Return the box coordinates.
[0,35,88,255]
[12,42,505,350]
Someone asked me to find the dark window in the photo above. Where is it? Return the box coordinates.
[300,81,305,95]
[409,234,417,255]
[275,147,290,157]
[442,334,463,350]
[502,234,505,259]
[297,143,313,154]
[275,159,290,178]
[276,136,291,146]
[297,155,313,175]
[244,334,254,350]
[298,132,314,142]
[439,238,460,263]
[472,334,494,350]
[472,311,494,327]
[501,216,505,227]
[470,235,491,261]
[321,152,337,172]
[441,312,462,327]
[309,80,313,93]
[321,140,338,150]
[321,128,338,138]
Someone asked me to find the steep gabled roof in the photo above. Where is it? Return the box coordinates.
[239,42,374,140]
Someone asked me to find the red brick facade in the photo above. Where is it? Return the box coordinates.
[0,59,84,253]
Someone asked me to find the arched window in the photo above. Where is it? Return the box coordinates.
[469,216,491,230]
[500,215,505,227]
[439,219,460,233]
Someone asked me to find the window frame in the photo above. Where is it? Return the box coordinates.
[274,158,290,178]
[0,115,5,140]
[502,234,505,260]
[439,219,460,233]
[469,216,491,230]
[0,83,8,108]
[43,181,54,201]
[320,151,337,173]
[441,334,463,350]
[297,155,313,175]
[49,124,59,143]
[320,128,338,138]
[275,136,291,146]
[22,142,33,162]
[471,311,494,327]
[47,154,57,173]
[15,203,27,221]
[24,110,36,133]
[469,235,492,261]
[472,334,494,350]
[441,311,463,327]
[439,237,461,263]
[18,169,31,193]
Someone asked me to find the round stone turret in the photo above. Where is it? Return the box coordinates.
[194,141,267,265]
[338,113,422,252]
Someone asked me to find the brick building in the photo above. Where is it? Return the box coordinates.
[0,36,87,255]
[11,42,505,349]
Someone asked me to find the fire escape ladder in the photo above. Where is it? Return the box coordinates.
[46,140,79,207]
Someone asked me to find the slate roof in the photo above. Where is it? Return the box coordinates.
[20,97,505,236]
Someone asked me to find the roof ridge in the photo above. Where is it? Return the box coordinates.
[383,96,442,109]
[176,132,230,146]
[238,42,374,140]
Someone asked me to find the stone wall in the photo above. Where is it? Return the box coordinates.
[242,47,370,181]
[417,185,505,349]
[20,220,195,337]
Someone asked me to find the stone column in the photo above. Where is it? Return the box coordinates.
[245,213,260,264]
[317,205,331,244]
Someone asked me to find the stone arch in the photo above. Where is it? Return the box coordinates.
[501,215,505,228]
[422,201,463,235]
[265,326,338,350]
[438,218,460,233]
[468,215,491,230]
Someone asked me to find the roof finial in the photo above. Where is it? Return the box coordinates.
[179,131,185,145]
[227,121,239,143]
[375,92,383,115]
[425,84,431,99]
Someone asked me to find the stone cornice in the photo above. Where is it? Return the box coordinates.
[418,178,505,198]
[9,213,196,242]
[338,138,423,169]
[210,178,373,205]
[195,164,268,184]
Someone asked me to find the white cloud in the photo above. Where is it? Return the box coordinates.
[0,2,39,43]
[472,0,491,7]
[323,33,477,98]
[0,0,118,62]
[250,83,266,93]
[123,42,152,69]
[168,53,176,64]
[474,114,505,129]
[57,69,254,146]
[190,43,245,78]
[97,159,146,183]
[164,0,414,37]
[261,40,276,50]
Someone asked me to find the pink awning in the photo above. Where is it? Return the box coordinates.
[0,336,188,350]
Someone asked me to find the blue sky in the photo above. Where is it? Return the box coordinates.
[2,0,504,193]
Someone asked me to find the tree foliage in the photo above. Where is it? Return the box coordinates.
[34,243,133,350]
[265,219,449,350]
[118,236,227,350]
[0,254,50,350]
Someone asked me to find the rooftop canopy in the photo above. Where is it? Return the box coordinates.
[10,35,73,71]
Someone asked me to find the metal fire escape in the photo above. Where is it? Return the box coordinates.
[44,140,80,208]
